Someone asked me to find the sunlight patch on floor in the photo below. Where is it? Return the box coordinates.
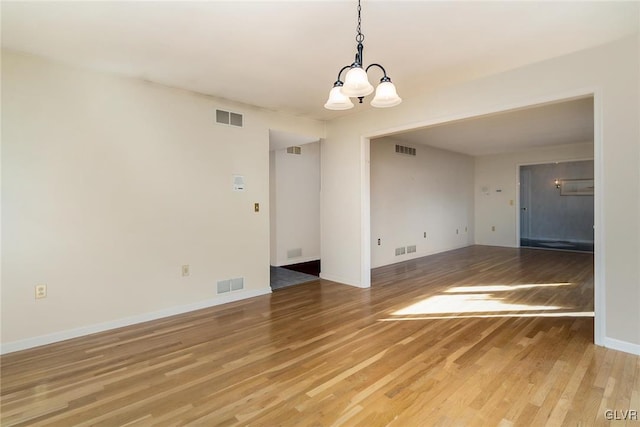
[392,293,563,316]
[379,311,595,321]
[444,282,573,293]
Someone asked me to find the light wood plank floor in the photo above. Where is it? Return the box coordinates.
[2,246,639,426]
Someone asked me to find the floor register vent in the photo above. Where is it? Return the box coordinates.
[216,109,244,128]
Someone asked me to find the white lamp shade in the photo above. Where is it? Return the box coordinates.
[341,67,374,97]
[370,81,402,108]
[324,86,354,110]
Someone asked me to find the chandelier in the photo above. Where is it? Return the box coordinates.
[324,0,402,110]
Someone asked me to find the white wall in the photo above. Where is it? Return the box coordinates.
[321,36,640,351]
[475,142,594,247]
[370,138,474,268]
[270,142,320,266]
[1,51,324,352]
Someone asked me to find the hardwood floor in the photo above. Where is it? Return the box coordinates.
[2,246,638,426]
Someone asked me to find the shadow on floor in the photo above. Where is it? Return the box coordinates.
[270,266,318,291]
[520,238,594,253]
[281,260,321,276]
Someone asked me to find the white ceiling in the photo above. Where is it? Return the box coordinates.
[1,2,632,156]
[389,96,594,156]
[2,1,638,123]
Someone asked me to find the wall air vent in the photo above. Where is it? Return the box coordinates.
[215,109,244,128]
[395,247,406,256]
[395,144,416,156]
[407,245,417,254]
[230,277,244,291]
[286,146,302,155]
[217,277,244,294]
[217,279,231,294]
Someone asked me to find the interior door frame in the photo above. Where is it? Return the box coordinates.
[519,167,532,242]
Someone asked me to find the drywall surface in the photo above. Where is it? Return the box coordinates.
[475,143,594,247]
[270,142,320,266]
[322,36,639,348]
[370,138,474,268]
[1,50,324,351]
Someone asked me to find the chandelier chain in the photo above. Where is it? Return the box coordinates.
[356,0,364,43]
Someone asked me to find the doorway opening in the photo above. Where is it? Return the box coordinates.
[364,92,601,343]
[268,130,321,290]
[519,160,594,253]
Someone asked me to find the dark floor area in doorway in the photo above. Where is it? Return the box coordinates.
[281,259,321,276]
[270,266,318,291]
[520,238,594,253]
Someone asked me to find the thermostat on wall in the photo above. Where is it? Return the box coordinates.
[233,175,245,191]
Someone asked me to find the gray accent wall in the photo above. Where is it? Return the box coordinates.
[520,160,594,243]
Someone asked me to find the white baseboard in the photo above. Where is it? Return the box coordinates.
[273,256,320,267]
[371,243,473,269]
[603,336,640,356]
[319,272,367,288]
[0,287,272,355]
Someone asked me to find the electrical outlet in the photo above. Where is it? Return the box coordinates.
[35,284,47,299]
[424,232,426,238]
[456,229,459,234]
[492,226,496,232]
[182,265,190,277]
[254,203,260,212]
[377,238,381,246]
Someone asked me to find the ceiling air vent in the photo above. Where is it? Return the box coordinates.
[395,144,416,156]
[286,146,302,155]
[216,109,243,128]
